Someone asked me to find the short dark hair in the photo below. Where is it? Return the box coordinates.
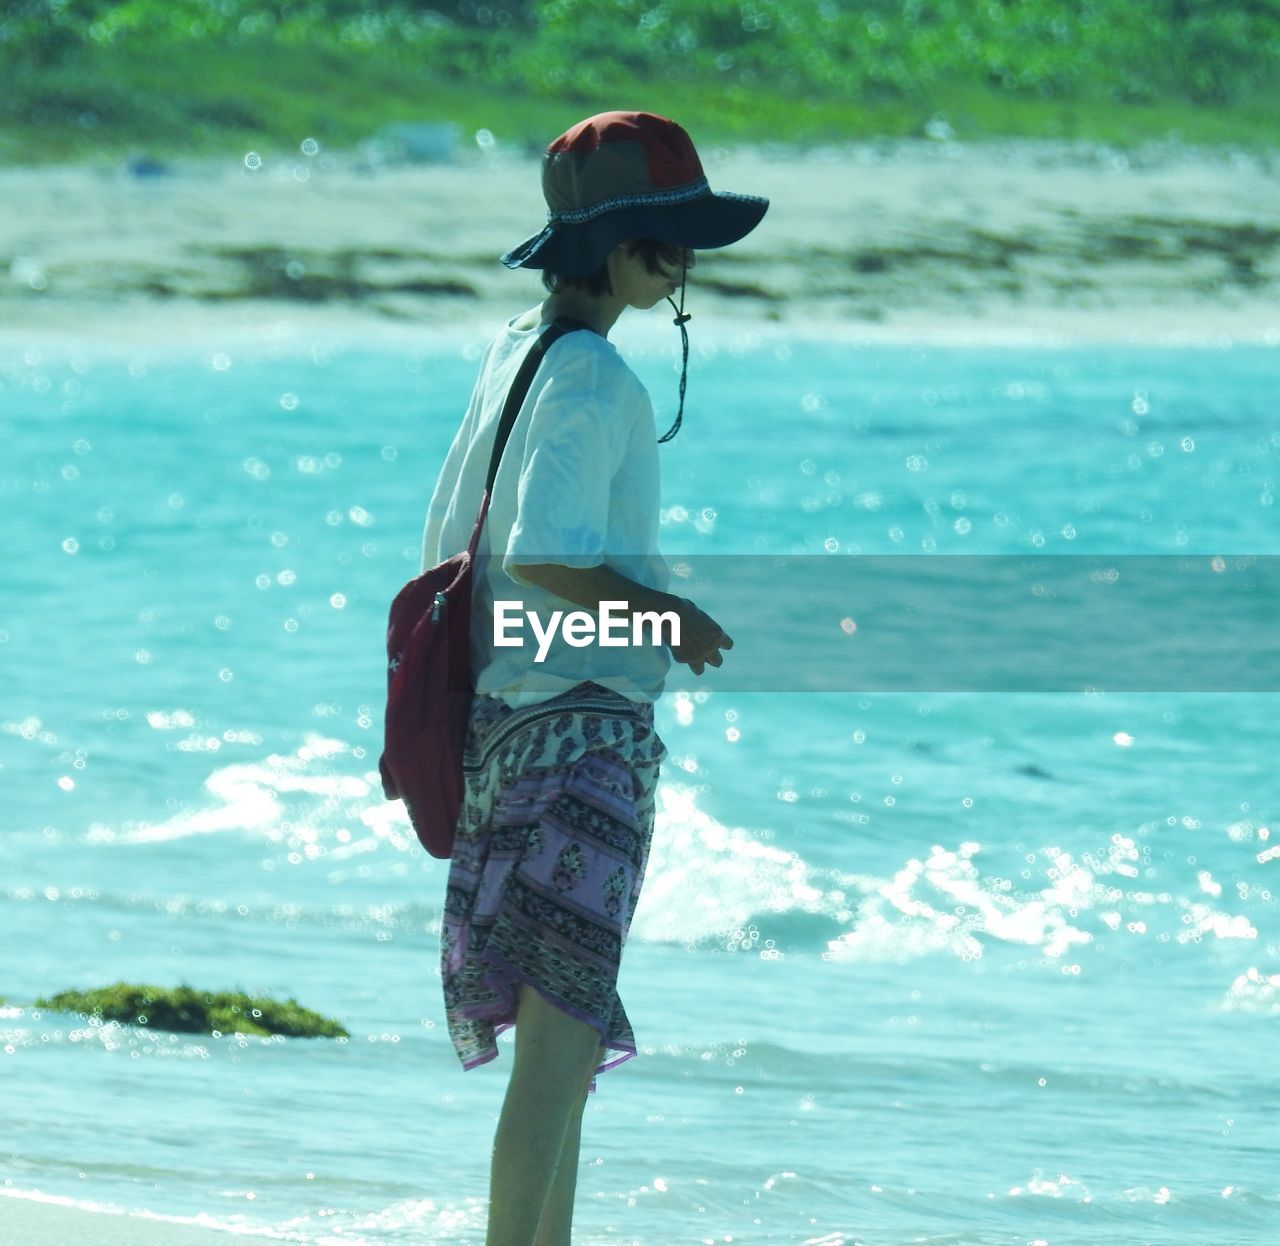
[541,237,687,296]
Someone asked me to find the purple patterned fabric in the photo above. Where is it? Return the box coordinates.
[440,681,666,1095]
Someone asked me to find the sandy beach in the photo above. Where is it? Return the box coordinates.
[0,1192,298,1242]
[2,137,1279,348]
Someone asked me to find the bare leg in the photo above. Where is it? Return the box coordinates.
[533,1045,605,1246]
[485,986,604,1246]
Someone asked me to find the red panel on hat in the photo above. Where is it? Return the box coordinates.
[547,111,703,189]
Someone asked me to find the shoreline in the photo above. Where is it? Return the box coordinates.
[2,138,1278,350]
[0,1193,300,1244]
[3,297,1278,357]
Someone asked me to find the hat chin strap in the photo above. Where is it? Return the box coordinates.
[657,270,690,443]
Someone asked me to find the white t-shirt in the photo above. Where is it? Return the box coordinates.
[421,310,672,708]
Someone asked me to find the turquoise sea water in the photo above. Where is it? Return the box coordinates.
[1,319,1277,1245]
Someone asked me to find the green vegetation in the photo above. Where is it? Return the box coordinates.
[0,1,1277,162]
[35,983,349,1038]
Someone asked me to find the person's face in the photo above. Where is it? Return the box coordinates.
[608,242,696,310]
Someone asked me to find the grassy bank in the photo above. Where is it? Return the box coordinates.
[1,1,1277,163]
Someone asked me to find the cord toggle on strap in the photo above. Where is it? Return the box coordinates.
[658,269,691,442]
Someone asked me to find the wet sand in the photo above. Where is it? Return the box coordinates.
[0,1193,292,1243]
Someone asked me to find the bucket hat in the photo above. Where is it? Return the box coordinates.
[502,111,768,277]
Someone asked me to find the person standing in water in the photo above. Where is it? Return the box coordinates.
[419,111,767,1245]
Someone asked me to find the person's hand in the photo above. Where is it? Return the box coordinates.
[669,597,733,675]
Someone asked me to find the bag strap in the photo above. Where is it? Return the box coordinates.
[465,315,593,558]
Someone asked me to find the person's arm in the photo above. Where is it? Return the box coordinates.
[512,562,733,675]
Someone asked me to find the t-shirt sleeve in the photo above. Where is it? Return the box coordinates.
[420,342,493,572]
[503,342,627,578]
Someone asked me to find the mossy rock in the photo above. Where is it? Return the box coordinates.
[34,983,348,1038]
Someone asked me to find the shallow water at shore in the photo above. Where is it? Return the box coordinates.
[2,324,1277,1244]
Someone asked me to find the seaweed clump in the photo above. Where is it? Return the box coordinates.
[34,983,348,1038]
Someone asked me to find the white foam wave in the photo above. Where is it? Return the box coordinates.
[634,785,1103,961]
[1217,966,1280,1015]
[632,782,855,946]
[826,840,1095,964]
[83,735,378,847]
[75,743,1266,973]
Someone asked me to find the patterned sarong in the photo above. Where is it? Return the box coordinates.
[440,681,666,1095]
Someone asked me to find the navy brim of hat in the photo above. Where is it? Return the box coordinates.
[501,190,768,278]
